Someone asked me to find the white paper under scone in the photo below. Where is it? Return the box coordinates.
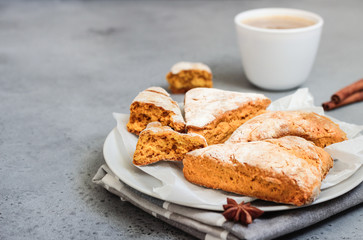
[113,88,363,206]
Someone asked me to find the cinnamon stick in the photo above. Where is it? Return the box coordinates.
[331,78,363,103]
[323,91,363,111]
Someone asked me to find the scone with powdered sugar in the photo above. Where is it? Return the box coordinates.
[183,136,333,206]
[226,111,347,148]
[184,88,271,145]
[127,87,185,135]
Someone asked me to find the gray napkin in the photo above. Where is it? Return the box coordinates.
[93,164,363,240]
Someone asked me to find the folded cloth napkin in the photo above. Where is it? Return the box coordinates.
[93,164,363,240]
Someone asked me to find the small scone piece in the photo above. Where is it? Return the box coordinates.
[184,88,271,145]
[166,62,213,93]
[127,87,186,135]
[183,136,332,206]
[226,111,347,148]
[133,122,207,166]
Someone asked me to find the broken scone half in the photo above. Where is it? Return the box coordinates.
[127,87,186,135]
[133,122,207,166]
[184,88,271,145]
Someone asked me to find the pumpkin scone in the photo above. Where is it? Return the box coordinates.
[226,111,347,148]
[183,136,332,206]
[133,122,207,166]
[166,62,213,94]
[127,87,186,135]
[184,88,271,145]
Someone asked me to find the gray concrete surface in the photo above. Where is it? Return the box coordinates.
[0,0,362,239]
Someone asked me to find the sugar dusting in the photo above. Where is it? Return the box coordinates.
[187,138,321,192]
[184,88,269,128]
[227,111,341,143]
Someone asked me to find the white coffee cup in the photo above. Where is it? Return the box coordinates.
[234,8,323,90]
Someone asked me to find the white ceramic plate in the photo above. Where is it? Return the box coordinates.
[104,128,363,212]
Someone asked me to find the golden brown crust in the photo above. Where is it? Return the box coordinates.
[183,156,315,206]
[166,69,213,94]
[133,122,207,166]
[183,136,328,206]
[227,111,347,148]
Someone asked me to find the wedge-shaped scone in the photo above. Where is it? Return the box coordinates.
[166,62,213,94]
[183,136,332,206]
[133,122,207,166]
[127,87,186,135]
[226,111,347,148]
[184,88,271,145]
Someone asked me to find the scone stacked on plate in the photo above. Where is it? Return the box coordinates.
[226,111,347,148]
[183,136,333,206]
[126,85,347,206]
[183,109,346,206]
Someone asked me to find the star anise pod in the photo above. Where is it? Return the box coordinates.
[222,198,264,225]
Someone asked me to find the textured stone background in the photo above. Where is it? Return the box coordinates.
[0,0,362,239]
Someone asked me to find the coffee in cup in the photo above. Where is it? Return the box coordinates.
[242,15,316,29]
[235,8,323,90]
